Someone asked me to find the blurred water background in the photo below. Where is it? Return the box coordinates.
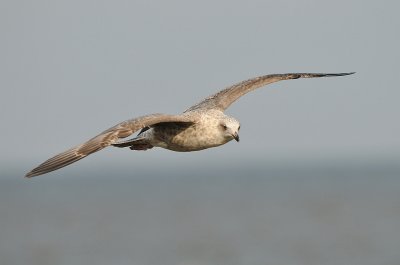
[1,157,400,265]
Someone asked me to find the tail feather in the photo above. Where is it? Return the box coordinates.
[112,136,147,148]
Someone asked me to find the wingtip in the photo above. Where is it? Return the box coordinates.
[25,168,49,178]
[288,72,356,80]
[342,72,356,76]
[324,72,356,77]
[313,72,356,78]
[25,172,36,178]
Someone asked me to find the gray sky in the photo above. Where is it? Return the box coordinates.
[1,0,399,173]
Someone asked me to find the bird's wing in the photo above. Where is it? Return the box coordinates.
[185,72,355,112]
[25,114,196,178]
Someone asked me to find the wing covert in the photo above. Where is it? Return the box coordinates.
[185,72,355,112]
[25,113,196,178]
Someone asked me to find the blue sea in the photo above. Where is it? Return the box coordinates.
[1,160,400,265]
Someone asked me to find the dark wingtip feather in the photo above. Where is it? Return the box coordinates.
[326,72,356,76]
[297,72,356,78]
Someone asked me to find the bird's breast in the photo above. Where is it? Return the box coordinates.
[149,122,228,152]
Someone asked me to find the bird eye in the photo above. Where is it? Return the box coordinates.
[238,126,241,130]
[221,124,227,130]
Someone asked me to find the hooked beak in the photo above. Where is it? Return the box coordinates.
[232,132,240,142]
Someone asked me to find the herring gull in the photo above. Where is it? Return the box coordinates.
[26,72,354,177]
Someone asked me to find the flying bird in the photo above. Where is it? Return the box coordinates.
[26,72,354,178]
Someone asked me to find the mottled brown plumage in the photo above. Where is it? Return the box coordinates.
[26,72,354,178]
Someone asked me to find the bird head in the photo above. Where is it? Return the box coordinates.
[219,117,240,142]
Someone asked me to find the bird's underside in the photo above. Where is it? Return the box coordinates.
[112,122,200,151]
[113,135,154,151]
[26,72,354,178]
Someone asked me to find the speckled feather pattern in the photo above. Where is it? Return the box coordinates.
[185,72,354,112]
[147,110,237,151]
[26,72,354,177]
